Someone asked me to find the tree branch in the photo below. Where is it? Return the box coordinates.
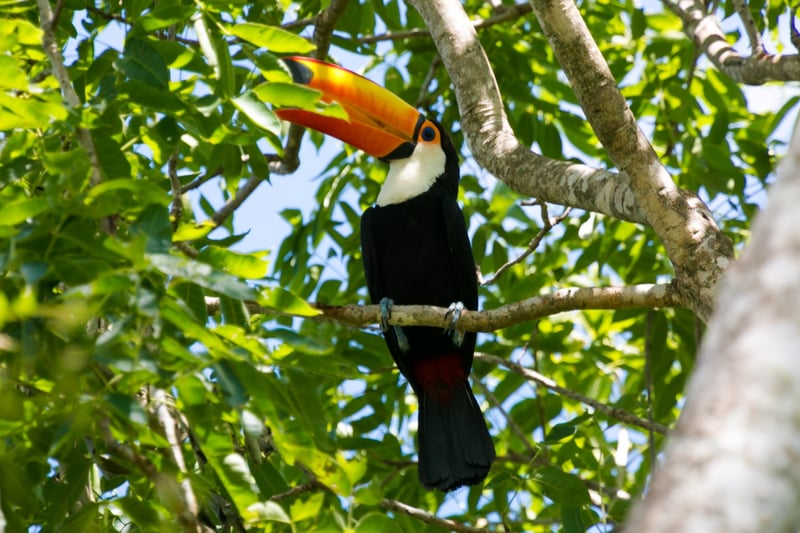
[406,0,650,227]
[355,2,533,44]
[530,0,734,321]
[475,353,669,435]
[153,389,201,530]
[624,74,800,533]
[169,152,183,231]
[37,0,103,190]
[664,0,800,83]
[210,176,265,227]
[206,283,679,331]
[480,204,571,286]
[732,0,765,55]
[380,499,488,533]
[475,379,536,455]
[408,0,732,321]
[99,418,200,532]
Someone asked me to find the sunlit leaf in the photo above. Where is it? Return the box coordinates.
[224,23,315,53]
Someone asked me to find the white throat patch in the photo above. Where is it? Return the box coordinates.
[376,143,446,206]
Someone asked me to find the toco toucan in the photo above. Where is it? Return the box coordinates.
[275,57,495,491]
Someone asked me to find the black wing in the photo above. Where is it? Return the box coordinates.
[440,196,479,371]
[360,206,382,305]
[440,197,478,311]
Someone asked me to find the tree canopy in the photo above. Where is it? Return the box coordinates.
[1,0,799,531]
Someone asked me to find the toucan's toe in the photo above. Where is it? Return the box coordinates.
[444,301,467,347]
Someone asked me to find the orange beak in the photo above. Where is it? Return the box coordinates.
[275,57,425,161]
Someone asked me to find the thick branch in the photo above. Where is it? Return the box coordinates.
[206,283,679,331]
[529,0,733,321]
[408,0,732,321]
[405,0,649,226]
[624,79,800,533]
[664,0,800,83]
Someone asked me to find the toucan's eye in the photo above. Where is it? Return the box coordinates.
[421,126,436,142]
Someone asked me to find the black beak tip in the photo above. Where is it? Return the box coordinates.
[282,58,313,85]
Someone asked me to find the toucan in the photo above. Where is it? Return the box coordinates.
[275,57,495,491]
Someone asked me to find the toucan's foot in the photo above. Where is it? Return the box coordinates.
[379,297,393,332]
[445,301,466,347]
[380,297,410,352]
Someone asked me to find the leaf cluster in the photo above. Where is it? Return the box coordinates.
[0,0,794,531]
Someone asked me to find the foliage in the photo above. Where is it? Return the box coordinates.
[0,0,796,531]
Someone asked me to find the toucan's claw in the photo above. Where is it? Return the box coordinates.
[380,297,410,352]
[394,326,410,352]
[379,297,393,332]
[445,301,466,347]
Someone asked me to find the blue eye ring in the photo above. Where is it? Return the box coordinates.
[421,126,436,142]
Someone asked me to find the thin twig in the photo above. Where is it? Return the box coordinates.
[210,176,264,227]
[38,0,103,189]
[180,167,223,194]
[475,380,535,456]
[733,0,765,55]
[475,353,669,435]
[480,205,572,286]
[169,151,183,231]
[99,418,199,532]
[380,499,488,533]
[269,480,324,502]
[416,54,442,109]
[355,1,533,44]
[86,6,199,46]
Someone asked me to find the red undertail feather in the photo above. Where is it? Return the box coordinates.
[412,352,467,404]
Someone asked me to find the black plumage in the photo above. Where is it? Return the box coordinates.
[360,122,495,491]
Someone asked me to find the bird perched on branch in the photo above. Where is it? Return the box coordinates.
[276,57,495,491]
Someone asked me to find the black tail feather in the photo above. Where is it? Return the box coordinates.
[417,380,495,491]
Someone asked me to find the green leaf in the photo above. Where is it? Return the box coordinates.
[85,178,168,216]
[0,197,48,226]
[117,38,169,87]
[219,294,249,328]
[252,82,346,119]
[533,466,591,507]
[0,55,28,90]
[257,286,320,317]
[247,501,291,524]
[289,492,324,522]
[198,246,269,278]
[232,90,282,135]
[355,513,404,533]
[130,204,172,254]
[106,392,148,426]
[0,93,68,130]
[148,253,255,300]
[119,80,186,112]
[138,1,195,31]
[92,131,132,180]
[225,23,315,53]
[215,35,235,98]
